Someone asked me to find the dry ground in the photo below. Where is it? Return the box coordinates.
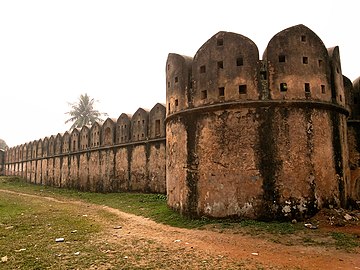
[1,189,359,269]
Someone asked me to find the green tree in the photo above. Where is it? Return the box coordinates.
[0,139,8,150]
[65,93,108,130]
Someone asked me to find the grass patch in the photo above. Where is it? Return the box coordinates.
[0,176,212,229]
[1,176,359,253]
[331,232,359,251]
[239,219,297,235]
[0,191,106,269]
[0,185,259,269]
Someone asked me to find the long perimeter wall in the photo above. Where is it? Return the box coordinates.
[4,103,167,194]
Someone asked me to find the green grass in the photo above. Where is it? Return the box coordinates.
[0,177,296,232]
[331,232,359,251]
[1,176,359,253]
[0,190,106,269]
[239,219,297,235]
[0,176,215,229]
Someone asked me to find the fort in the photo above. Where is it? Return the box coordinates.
[3,24,360,220]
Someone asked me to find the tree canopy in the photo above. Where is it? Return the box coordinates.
[65,93,108,130]
[0,139,8,150]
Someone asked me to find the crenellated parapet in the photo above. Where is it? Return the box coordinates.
[4,103,167,194]
[6,103,166,163]
[166,24,356,220]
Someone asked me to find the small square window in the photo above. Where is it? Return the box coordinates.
[175,76,178,83]
[175,99,178,106]
[236,57,243,66]
[321,85,325,94]
[305,83,310,93]
[303,57,308,64]
[217,61,224,69]
[301,35,306,42]
[217,38,223,46]
[167,64,170,70]
[167,82,170,88]
[280,83,287,92]
[279,55,286,62]
[218,87,225,97]
[201,90,207,99]
[339,95,342,102]
[318,59,323,67]
[239,85,247,94]
[200,65,206,73]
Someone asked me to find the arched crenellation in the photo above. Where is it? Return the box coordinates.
[117,113,132,144]
[328,46,346,106]
[166,54,193,115]
[36,139,43,158]
[90,122,102,148]
[62,132,70,153]
[48,135,55,156]
[149,103,166,139]
[166,24,353,220]
[71,128,80,152]
[43,137,49,157]
[350,77,360,119]
[192,31,260,107]
[55,133,62,155]
[80,126,90,150]
[264,24,332,102]
[102,118,116,146]
[131,108,149,142]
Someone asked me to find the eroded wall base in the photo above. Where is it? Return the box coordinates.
[166,103,350,220]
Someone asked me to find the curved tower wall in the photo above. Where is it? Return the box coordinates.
[166,25,350,220]
[166,54,192,114]
[347,77,360,203]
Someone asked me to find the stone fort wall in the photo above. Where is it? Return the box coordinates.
[166,24,359,220]
[4,103,166,194]
[3,24,360,220]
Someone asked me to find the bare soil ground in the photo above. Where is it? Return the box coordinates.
[1,189,360,269]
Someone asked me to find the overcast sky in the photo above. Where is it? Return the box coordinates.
[1,0,359,147]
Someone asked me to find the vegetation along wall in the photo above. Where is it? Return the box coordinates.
[4,103,166,194]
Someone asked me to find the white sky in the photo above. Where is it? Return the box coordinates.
[1,0,359,147]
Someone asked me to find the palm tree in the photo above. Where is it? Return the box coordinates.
[65,93,108,130]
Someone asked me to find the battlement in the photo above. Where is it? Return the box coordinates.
[4,103,166,194]
[166,24,360,220]
[5,103,165,163]
[166,25,346,119]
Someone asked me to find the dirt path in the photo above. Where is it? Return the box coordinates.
[1,189,359,269]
